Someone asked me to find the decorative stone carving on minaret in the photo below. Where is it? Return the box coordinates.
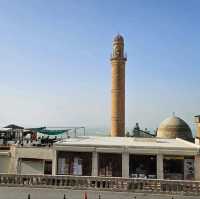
[110,34,127,137]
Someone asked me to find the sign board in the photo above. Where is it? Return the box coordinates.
[184,159,194,180]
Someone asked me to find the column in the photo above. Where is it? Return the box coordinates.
[122,152,129,178]
[92,151,98,176]
[195,155,200,180]
[52,150,57,176]
[157,154,164,179]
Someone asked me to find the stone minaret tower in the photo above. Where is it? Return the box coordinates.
[194,115,200,180]
[195,115,200,141]
[110,34,127,137]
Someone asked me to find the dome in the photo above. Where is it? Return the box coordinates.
[113,34,124,43]
[157,116,193,141]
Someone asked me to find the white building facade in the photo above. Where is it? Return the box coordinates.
[53,136,200,180]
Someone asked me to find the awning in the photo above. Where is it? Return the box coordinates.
[25,127,70,135]
[164,156,184,160]
[38,129,68,135]
[26,127,46,132]
[0,128,11,132]
[4,124,24,129]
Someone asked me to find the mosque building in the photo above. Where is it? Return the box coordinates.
[0,35,200,182]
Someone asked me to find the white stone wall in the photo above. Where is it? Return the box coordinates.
[16,147,53,160]
[0,156,10,174]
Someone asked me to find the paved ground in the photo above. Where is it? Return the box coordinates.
[0,187,199,199]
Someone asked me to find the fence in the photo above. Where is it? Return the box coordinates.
[0,174,200,196]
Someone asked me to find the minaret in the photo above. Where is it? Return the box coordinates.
[110,34,127,137]
[194,115,200,142]
[194,115,200,180]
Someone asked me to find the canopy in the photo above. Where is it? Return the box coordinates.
[27,127,46,132]
[25,127,70,136]
[0,128,11,132]
[37,129,68,135]
[4,124,24,129]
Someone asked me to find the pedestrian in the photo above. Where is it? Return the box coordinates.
[84,191,88,199]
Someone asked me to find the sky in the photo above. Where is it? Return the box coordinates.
[0,0,199,133]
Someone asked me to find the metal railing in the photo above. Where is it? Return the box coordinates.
[0,174,200,196]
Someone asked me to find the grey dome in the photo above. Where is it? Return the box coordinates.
[157,116,193,141]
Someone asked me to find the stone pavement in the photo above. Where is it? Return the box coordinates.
[0,187,199,199]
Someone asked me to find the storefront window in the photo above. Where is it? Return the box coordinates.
[129,155,157,179]
[57,151,92,176]
[163,156,194,180]
[98,153,122,177]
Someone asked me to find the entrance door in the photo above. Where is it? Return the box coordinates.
[44,160,52,175]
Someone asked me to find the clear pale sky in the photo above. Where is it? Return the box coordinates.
[0,0,199,132]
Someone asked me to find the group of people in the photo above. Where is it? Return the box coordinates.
[21,135,59,147]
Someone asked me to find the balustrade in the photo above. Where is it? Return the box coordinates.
[0,174,200,195]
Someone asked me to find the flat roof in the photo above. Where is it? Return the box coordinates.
[55,136,199,151]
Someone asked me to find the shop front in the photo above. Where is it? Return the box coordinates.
[57,151,92,176]
[129,154,157,179]
[98,153,122,177]
[163,156,194,180]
